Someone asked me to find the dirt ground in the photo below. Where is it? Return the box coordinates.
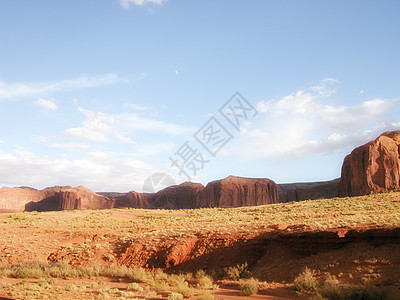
[1,192,400,299]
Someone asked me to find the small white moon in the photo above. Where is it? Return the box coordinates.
[175,70,179,75]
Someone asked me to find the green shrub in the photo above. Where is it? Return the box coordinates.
[224,262,251,280]
[294,268,318,292]
[239,278,259,296]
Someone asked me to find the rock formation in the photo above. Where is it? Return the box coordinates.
[196,176,278,208]
[111,182,204,209]
[0,187,46,212]
[278,179,340,202]
[111,177,278,209]
[25,186,114,212]
[4,128,400,213]
[151,182,204,209]
[112,191,152,209]
[339,130,400,197]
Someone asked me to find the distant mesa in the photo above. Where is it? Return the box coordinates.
[196,176,278,208]
[0,186,113,213]
[278,178,340,203]
[25,186,114,212]
[111,177,277,209]
[1,130,399,212]
[339,130,400,197]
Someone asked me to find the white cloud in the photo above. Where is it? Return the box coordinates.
[119,113,189,134]
[119,0,167,9]
[0,149,158,192]
[0,140,5,144]
[231,79,399,160]
[59,107,133,143]
[36,98,58,110]
[122,103,154,111]
[322,99,393,132]
[0,73,128,100]
[49,142,91,152]
[53,106,189,144]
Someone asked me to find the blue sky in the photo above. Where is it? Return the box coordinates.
[0,0,399,192]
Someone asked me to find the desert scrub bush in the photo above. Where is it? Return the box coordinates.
[315,274,343,299]
[146,291,159,298]
[127,282,143,291]
[126,267,150,283]
[344,283,397,300]
[239,278,259,296]
[37,277,50,288]
[196,289,215,300]
[224,262,251,280]
[174,281,195,298]
[65,283,78,291]
[12,263,46,278]
[294,268,318,292]
[195,270,213,288]
[168,292,184,300]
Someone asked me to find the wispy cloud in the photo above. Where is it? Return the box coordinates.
[122,103,155,111]
[119,0,168,9]
[58,107,135,143]
[0,73,128,100]
[0,149,157,192]
[36,98,58,110]
[231,79,400,160]
[52,106,189,144]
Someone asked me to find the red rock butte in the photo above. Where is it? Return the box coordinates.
[0,130,399,212]
[339,130,400,197]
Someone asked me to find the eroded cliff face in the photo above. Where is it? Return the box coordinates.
[339,131,400,197]
[111,177,278,209]
[151,182,204,209]
[25,186,114,212]
[278,179,340,202]
[0,187,46,212]
[112,191,152,209]
[196,176,278,208]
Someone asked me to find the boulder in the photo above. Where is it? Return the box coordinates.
[196,176,278,208]
[278,179,340,202]
[338,130,400,197]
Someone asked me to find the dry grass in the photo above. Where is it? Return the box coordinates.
[1,191,400,299]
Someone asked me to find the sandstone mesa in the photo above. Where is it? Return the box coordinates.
[0,130,399,212]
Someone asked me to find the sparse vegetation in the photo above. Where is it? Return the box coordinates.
[197,289,215,300]
[294,268,319,292]
[1,192,400,299]
[168,292,184,300]
[195,270,214,288]
[224,262,251,280]
[239,278,259,296]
